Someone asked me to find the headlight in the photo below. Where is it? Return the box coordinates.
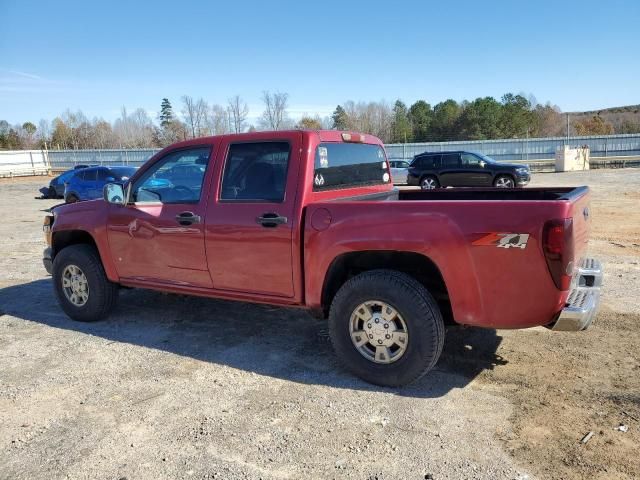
[516,167,529,174]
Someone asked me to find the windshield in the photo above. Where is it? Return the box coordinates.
[313,142,390,191]
[109,167,137,180]
[476,153,496,163]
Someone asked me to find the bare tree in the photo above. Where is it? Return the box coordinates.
[181,96,208,138]
[206,104,230,135]
[227,95,249,134]
[37,119,50,148]
[113,107,156,148]
[260,91,290,131]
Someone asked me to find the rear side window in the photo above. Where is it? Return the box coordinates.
[96,169,109,181]
[313,143,389,191]
[80,170,97,181]
[441,153,460,167]
[220,142,290,202]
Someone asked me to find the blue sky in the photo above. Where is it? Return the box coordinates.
[1,0,639,125]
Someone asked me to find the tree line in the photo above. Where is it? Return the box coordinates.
[2,92,638,150]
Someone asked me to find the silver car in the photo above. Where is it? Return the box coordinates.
[389,160,410,184]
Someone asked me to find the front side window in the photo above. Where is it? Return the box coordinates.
[109,167,137,181]
[313,142,389,191]
[220,142,290,202]
[461,153,481,167]
[132,147,211,203]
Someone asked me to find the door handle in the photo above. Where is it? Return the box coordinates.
[176,211,201,226]
[256,212,288,228]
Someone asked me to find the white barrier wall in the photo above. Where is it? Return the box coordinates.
[0,150,50,177]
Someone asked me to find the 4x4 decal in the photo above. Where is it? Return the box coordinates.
[473,232,530,249]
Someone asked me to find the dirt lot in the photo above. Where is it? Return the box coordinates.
[0,170,638,479]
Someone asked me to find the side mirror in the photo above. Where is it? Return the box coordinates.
[103,183,126,205]
[479,161,486,168]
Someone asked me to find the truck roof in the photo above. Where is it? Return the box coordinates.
[165,130,384,151]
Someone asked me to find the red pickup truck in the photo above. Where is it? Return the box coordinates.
[43,130,602,386]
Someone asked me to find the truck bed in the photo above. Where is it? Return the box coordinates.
[304,185,591,329]
[397,186,588,202]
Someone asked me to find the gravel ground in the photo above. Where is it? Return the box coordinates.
[0,169,638,479]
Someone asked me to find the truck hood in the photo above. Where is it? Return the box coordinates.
[495,162,528,170]
[51,199,104,215]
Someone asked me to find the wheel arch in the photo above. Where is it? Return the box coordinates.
[52,229,97,257]
[419,173,440,185]
[320,250,452,322]
[51,229,119,282]
[493,172,516,185]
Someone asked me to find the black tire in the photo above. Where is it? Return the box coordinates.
[52,244,118,322]
[493,175,515,188]
[420,175,439,190]
[65,193,79,203]
[328,269,445,387]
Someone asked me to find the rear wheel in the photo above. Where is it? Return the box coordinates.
[329,270,445,387]
[494,175,515,188]
[52,244,118,322]
[420,175,439,190]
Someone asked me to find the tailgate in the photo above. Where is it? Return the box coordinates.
[566,187,591,266]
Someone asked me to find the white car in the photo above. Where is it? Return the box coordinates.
[389,160,410,184]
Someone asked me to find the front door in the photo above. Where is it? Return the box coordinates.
[205,133,301,298]
[460,153,492,186]
[106,146,214,288]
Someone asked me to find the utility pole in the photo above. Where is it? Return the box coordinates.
[566,113,570,145]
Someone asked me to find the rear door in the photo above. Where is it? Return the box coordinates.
[438,153,463,186]
[78,169,97,199]
[94,168,111,198]
[205,133,302,297]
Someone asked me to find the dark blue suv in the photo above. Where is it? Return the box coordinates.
[64,166,137,203]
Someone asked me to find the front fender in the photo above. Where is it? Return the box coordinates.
[51,200,119,282]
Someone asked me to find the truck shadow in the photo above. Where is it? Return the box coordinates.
[0,279,507,399]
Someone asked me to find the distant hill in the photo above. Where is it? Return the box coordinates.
[569,104,640,134]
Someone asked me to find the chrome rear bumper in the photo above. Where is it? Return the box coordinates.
[551,258,603,332]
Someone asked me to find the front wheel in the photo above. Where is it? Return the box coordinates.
[494,175,515,188]
[329,270,445,387]
[52,244,119,322]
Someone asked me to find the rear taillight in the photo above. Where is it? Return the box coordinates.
[542,218,574,290]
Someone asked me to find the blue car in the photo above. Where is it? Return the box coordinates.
[64,166,138,203]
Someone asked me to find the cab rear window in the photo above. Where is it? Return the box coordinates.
[313,143,390,191]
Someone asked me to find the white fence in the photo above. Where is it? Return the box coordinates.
[2,133,640,177]
[0,150,50,178]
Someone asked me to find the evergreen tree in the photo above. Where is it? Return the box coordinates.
[408,100,432,142]
[390,100,413,143]
[331,105,348,130]
[159,98,174,128]
[431,99,462,141]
